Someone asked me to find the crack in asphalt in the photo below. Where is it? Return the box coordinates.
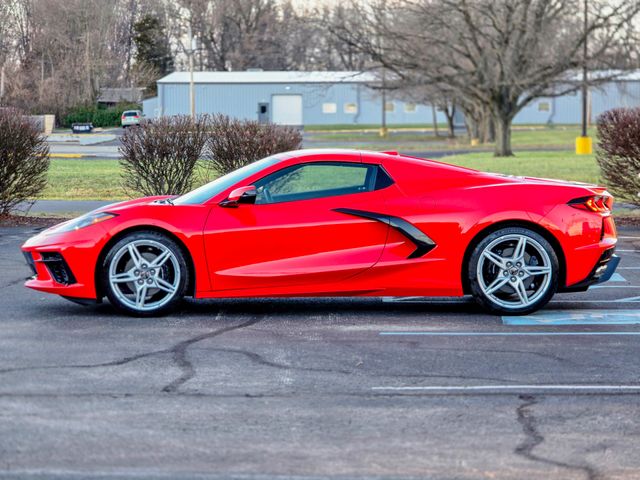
[0,312,352,391]
[0,311,263,393]
[205,347,352,375]
[0,278,27,289]
[0,348,166,375]
[160,315,262,393]
[514,394,603,480]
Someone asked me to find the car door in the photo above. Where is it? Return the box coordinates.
[203,160,392,292]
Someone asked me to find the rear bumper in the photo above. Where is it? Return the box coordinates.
[561,249,620,292]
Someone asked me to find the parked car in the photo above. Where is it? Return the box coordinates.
[21,149,618,316]
[71,122,93,133]
[121,110,143,128]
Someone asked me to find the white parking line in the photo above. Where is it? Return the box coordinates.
[550,297,640,303]
[618,236,640,240]
[502,309,640,325]
[591,285,640,289]
[371,385,640,392]
[383,296,640,304]
[378,331,640,336]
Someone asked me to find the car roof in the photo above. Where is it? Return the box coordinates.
[282,149,478,173]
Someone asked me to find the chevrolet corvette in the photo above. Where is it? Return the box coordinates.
[22,149,619,316]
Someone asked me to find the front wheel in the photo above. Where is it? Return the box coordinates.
[100,231,188,316]
[468,227,559,315]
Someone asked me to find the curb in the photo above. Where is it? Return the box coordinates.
[49,153,98,159]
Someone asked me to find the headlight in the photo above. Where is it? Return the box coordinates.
[52,212,118,233]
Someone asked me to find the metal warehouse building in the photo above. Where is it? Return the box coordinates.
[142,71,448,126]
[143,70,640,126]
[514,71,640,124]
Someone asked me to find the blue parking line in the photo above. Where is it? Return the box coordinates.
[608,273,627,282]
[503,310,640,326]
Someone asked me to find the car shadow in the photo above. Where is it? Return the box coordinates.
[38,295,486,322]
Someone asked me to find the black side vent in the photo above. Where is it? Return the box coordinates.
[333,208,436,259]
[39,252,77,285]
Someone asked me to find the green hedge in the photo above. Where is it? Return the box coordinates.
[62,103,141,128]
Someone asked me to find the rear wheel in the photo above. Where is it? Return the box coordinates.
[468,227,559,315]
[101,231,188,316]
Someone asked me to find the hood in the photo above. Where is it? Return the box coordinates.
[96,195,174,213]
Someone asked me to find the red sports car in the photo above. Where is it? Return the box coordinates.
[22,149,618,316]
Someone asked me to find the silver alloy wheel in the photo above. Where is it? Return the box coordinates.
[108,239,180,312]
[476,234,552,309]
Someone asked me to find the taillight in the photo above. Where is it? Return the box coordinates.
[568,195,613,213]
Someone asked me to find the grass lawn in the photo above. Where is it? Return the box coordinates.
[43,159,126,200]
[305,123,439,132]
[42,160,216,201]
[511,126,596,148]
[308,125,596,150]
[442,151,600,184]
[42,150,601,202]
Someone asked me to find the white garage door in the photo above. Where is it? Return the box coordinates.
[272,95,303,125]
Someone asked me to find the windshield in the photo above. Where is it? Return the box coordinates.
[173,155,284,205]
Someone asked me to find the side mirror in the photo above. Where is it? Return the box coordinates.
[219,185,257,208]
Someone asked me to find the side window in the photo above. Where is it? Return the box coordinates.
[254,162,388,204]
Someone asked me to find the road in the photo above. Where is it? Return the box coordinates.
[1,226,640,479]
[46,129,567,160]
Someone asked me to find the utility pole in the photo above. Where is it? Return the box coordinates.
[188,21,196,119]
[379,0,388,138]
[576,0,592,155]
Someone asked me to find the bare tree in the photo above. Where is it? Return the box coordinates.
[2,0,170,116]
[328,0,640,156]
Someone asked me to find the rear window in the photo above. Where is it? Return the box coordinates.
[123,111,139,117]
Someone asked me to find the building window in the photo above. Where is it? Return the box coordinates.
[404,103,417,113]
[322,103,337,114]
[538,101,550,112]
[344,103,358,114]
[385,102,395,113]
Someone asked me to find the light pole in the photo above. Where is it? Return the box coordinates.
[576,0,592,154]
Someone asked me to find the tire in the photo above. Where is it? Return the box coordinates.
[468,227,559,315]
[100,231,189,316]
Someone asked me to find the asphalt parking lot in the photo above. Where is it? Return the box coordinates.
[1,226,640,480]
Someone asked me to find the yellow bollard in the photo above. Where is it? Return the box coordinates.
[576,136,593,155]
[470,138,480,147]
[379,127,388,138]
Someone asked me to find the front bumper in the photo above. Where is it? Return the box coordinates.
[21,225,110,300]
